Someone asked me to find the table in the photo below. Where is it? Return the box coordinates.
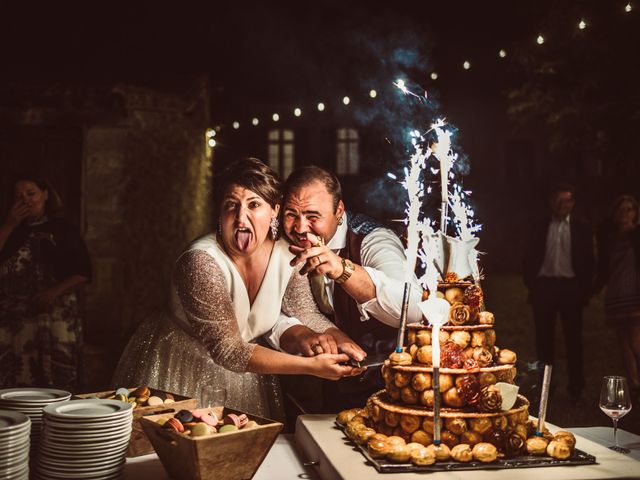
[294,415,640,480]
[124,416,640,480]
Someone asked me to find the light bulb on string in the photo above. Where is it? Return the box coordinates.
[342,96,350,105]
[232,121,240,130]
[625,2,632,12]
[294,107,302,117]
[578,19,587,30]
[272,113,279,122]
[463,60,471,70]
[499,49,507,58]
[251,117,259,126]
[537,34,545,45]
[317,102,325,111]
[208,138,216,148]
[430,72,438,80]
[369,89,377,98]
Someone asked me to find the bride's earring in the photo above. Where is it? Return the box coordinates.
[270,217,279,239]
[337,216,344,226]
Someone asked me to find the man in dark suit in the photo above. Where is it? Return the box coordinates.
[523,183,595,399]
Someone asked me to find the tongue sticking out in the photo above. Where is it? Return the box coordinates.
[236,231,252,251]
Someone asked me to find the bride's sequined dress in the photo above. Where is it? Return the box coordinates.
[112,235,331,421]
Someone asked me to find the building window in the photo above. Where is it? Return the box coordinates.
[336,128,359,175]
[268,129,294,178]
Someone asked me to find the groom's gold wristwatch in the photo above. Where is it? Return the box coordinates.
[335,258,355,284]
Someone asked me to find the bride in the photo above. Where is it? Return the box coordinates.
[113,158,364,420]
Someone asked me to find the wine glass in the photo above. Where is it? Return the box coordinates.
[599,376,632,453]
[201,385,227,408]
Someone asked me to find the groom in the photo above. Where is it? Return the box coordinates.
[278,165,423,411]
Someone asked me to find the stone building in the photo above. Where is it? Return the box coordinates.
[0,75,212,388]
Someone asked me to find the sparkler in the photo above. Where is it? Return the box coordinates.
[391,81,481,445]
[394,131,427,353]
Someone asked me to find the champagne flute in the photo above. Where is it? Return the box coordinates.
[599,376,632,453]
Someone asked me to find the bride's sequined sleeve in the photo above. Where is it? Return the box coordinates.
[281,267,335,332]
[173,249,255,373]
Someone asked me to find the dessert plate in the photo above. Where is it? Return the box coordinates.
[0,411,30,431]
[0,389,71,404]
[44,400,132,420]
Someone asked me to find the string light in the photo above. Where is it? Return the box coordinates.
[206,129,216,138]
[217,4,635,130]
[208,138,216,147]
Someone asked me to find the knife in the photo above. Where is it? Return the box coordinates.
[342,352,391,369]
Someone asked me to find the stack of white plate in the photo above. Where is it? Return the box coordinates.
[0,388,71,457]
[0,410,31,480]
[35,399,133,480]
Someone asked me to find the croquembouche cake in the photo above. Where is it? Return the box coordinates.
[336,277,577,466]
[335,120,577,467]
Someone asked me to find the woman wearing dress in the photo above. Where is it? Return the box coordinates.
[0,175,91,389]
[595,194,640,401]
[113,158,364,420]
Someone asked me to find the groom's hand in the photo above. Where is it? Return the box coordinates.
[289,233,343,279]
[280,325,338,356]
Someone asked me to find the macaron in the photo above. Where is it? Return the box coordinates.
[224,414,249,429]
[175,410,194,424]
[165,417,184,433]
[192,409,219,427]
[115,388,130,397]
[132,386,151,397]
[191,423,212,437]
[114,393,128,403]
[244,420,259,429]
[218,424,238,434]
[147,396,164,407]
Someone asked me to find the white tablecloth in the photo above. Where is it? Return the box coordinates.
[124,434,316,480]
[124,419,640,480]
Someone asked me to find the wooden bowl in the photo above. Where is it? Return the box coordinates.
[141,407,283,480]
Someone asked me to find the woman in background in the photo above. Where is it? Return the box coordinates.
[0,175,91,390]
[595,194,640,401]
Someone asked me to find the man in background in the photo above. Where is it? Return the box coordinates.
[523,183,595,399]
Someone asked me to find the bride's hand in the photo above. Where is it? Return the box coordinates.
[309,353,365,380]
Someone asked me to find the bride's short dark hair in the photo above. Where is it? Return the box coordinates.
[214,157,281,215]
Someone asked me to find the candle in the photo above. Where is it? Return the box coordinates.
[536,364,553,435]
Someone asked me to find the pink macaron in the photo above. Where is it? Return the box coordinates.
[192,409,219,427]
[223,413,249,429]
[165,417,185,433]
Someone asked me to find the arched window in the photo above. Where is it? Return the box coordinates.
[268,129,294,178]
[336,128,359,175]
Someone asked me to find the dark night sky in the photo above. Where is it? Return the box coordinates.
[0,1,545,105]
